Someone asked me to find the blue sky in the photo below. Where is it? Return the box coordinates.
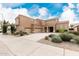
[2,3,69,17]
[0,3,79,24]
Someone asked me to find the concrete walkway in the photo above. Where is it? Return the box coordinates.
[0,33,79,56]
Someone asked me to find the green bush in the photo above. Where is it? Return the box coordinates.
[56,30,59,32]
[14,31,29,36]
[23,32,29,35]
[72,37,79,44]
[70,32,79,35]
[14,31,19,35]
[49,34,55,37]
[59,33,73,41]
[19,31,24,36]
[56,28,68,33]
[56,28,66,33]
[51,35,62,43]
[64,30,68,32]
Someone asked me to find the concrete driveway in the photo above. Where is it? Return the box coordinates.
[20,33,53,42]
[19,33,60,42]
[0,33,79,56]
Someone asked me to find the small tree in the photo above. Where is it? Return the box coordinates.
[56,27,68,33]
[10,24,16,34]
[2,20,8,34]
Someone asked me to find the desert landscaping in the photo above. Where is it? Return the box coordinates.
[0,3,79,56]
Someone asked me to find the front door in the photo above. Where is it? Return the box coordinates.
[48,27,53,32]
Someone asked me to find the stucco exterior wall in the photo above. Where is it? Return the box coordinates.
[56,21,69,30]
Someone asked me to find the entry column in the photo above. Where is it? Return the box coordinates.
[53,26,56,32]
[47,26,49,32]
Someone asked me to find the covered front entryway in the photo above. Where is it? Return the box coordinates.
[48,27,53,32]
[44,26,54,32]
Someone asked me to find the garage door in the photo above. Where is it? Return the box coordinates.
[33,29,41,33]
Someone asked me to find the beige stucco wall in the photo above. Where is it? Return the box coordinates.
[45,19,58,26]
[73,27,77,32]
[56,21,69,30]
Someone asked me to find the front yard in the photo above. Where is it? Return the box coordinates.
[39,39,79,51]
[38,32,79,52]
[0,33,79,56]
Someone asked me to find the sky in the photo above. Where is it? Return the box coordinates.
[0,3,79,24]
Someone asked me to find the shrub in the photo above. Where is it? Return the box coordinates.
[59,33,73,41]
[49,34,55,37]
[10,24,16,34]
[2,24,8,34]
[14,31,29,36]
[23,32,29,35]
[70,32,79,35]
[56,28,68,33]
[14,31,19,35]
[57,28,65,33]
[56,30,59,32]
[45,36,51,40]
[19,31,24,36]
[64,29,68,32]
[51,35,62,43]
[72,37,79,44]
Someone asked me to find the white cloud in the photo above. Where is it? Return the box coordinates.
[13,8,30,17]
[0,8,17,23]
[68,3,75,8]
[0,4,30,23]
[38,7,60,20]
[39,7,48,16]
[59,5,76,25]
[38,7,50,19]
